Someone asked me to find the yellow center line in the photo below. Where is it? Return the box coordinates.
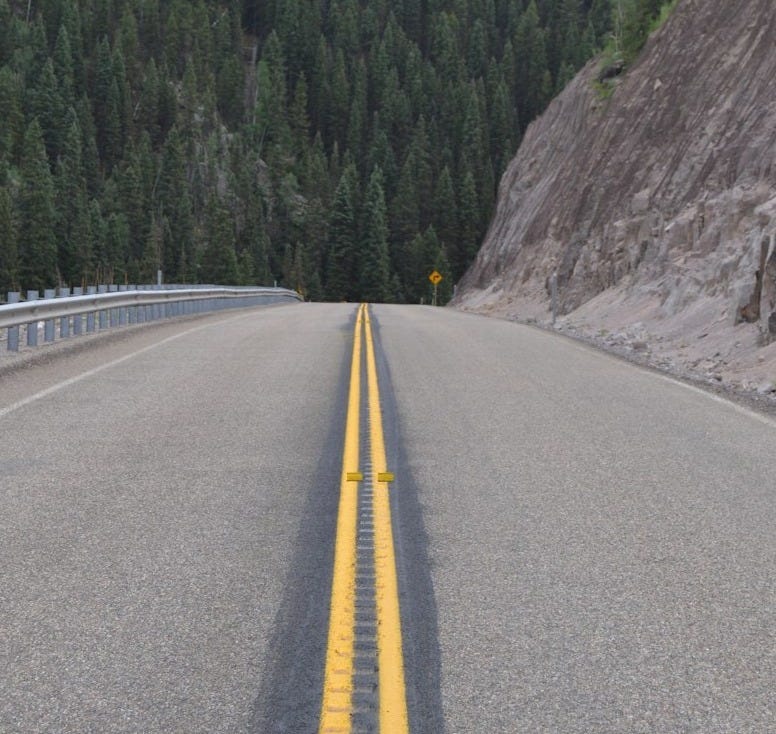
[364,305,410,733]
[319,303,364,733]
[320,303,409,733]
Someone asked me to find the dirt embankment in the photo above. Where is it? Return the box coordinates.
[454,0,776,401]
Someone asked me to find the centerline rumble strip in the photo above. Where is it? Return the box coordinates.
[319,304,409,734]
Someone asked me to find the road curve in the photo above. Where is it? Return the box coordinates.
[2,302,776,733]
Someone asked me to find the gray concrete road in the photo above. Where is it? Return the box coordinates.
[3,302,776,733]
[374,304,776,733]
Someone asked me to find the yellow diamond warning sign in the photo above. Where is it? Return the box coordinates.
[429,270,443,285]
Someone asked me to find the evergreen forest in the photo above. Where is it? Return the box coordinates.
[0,0,668,303]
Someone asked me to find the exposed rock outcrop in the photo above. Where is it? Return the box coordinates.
[454,0,776,394]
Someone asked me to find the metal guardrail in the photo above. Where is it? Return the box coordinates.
[1,286,302,352]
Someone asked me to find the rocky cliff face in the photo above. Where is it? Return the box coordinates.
[454,0,776,395]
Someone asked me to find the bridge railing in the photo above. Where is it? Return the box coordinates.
[0,285,302,352]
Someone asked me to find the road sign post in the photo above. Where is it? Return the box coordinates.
[429,270,443,306]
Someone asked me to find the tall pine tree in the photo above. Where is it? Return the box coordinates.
[325,164,358,301]
[359,165,391,302]
[19,120,58,291]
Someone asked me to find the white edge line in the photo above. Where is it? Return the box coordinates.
[651,371,776,430]
[537,325,776,430]
[0,312,255,421]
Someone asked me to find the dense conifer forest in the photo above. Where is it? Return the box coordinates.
[0,0,667,302]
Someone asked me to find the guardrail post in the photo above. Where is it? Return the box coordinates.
[44,289,56,342]
[59,287,71,337]
[137,292,145,322]
[118,285,128,325]
[137,285,147,323]
[127,286,137,324]
[108,285,119,327]
[72,288,83,335]
[7,292,20,351]
[87,286,97,331]
[97,285,108,329]
[26,290,39,346]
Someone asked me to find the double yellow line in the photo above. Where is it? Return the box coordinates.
[319,303,409,733]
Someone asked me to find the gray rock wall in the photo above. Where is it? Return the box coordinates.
[455,0,776,346]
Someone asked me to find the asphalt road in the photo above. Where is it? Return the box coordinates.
[2,302,776,733]
[0,304,352,734]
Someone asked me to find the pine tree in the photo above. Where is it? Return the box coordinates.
[157,127,194,282]
[331,0,360,58]
[590,0,613,45]
[430,11,462,83]
[139,58,162,146]
[406,230,426,302]
[118,152,149,264]
[432,165,458,265]
[27,58,66,163]
[389,150,419,282]
[93,36,122,169]
[366,115,397,196]
[0,0,13,67]
[104,212,130,282]
[460,82,486,192]
[19,120,58,291]
[489,75,515,174]
[117,7,140,88]
[329,49,350,151]
[85,199,105,282]
[156,63,179,145]
[112,45,131,149]
[259,31,291,152]
[76,95,101,198]
[140,216,163,283]
[26,17,50,94]
[325,164,358,301]
[309,36,330,135]
[275,0,302,77]
[409,116,434,228]
[347,60,368,169]
[55,112,92,285]
[456,165,480,278]
[290,73,311,153]
[359,165,391,302]
[0,185,18,293]
[53,25,74,103]
[0,66,23,162]
[61,0,85,94]
[201,196,239,284]
[467,19,488,79]
[216,55,245,128]
[514,0,551,127]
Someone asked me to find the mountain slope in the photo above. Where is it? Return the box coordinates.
[454,0,776,393]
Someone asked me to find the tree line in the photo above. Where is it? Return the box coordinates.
[0,0,669,304]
